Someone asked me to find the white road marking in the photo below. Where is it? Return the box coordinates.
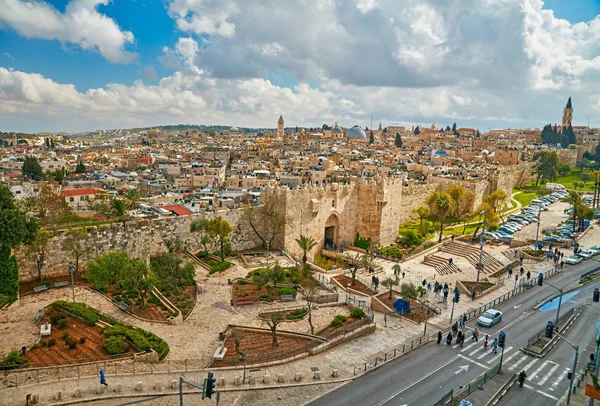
[478,347,499,359]
[549,369,570,391]
[372,356,459,406]
[529,360,550,381]
[469,346,486,356]
[522,358,539,373]
[523,384,559,400]
[501,349,521,365]
[455,365,469,374]
[457,354,489,369]
[509,354,529,371]
[537,363,559,385]
[461,341,479,352]
[487,346,513,364]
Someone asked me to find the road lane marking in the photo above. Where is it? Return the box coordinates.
[469,346,485,356]
[500,349,521,365]
[529,360,549,381]
[487,346,513,364]
[461,341,479,352]
[372,355,459,406]
[549,369,569,391]
[537,363,559,385]
[523,384,559,400]
[509,354,528,371]
[478,347,499,359]
[457,354,489,369]
[522,358,539,373]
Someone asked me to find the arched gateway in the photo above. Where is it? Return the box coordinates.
[323,213,340,250]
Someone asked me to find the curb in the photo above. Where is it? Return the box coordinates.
[485,373,517,406]
[48,379,352,406]
[520,306,584,357]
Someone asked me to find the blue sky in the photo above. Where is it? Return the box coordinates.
[0,0,599,132]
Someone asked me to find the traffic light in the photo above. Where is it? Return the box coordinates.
[498,331,506,348]
[594,288,599,302]
[203,371,216,399]
[545,321,554,339]
[453,290,460,303]
[537,273,543,287]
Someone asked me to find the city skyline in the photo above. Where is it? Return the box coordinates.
[1,0,600,133]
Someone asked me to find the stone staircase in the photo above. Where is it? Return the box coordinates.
[422,254,461,276]
[441,242,504,274]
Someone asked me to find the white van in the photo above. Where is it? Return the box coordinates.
[546,183,566,191]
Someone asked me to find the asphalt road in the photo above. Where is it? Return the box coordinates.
[308,259,600,406]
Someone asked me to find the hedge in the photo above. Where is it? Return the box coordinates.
[209,261,231,274]
[102,323,169,358]
[102,336,129,355]
[52,301,117,326]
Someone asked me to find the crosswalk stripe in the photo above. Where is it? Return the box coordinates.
[522,358,539,373]
[461,342,479,352]
[478,346,500,359]
[550,369,570,391]
[469,346,486,356]
[501,349,521,365]
[523,384,559,401]
[509,354,529,371]
[537,363,559,385]
[529,360,549,381]
[487,346,513,364]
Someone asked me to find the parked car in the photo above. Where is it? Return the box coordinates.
[589,246,600,255]
[565,255,583,265]
[577,250,594,259]
[477,309,503,327]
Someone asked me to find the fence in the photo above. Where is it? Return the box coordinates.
[432,362,502,405]
[580,266,600,284]
[353,334,431,376]
[463,280,534,323]
[344,294,375,320]
[313,272,339,293]
[526,307,575,348]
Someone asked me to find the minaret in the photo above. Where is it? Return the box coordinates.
[277,115,284,139]
[562,97,573,128]
[377,123,382,141]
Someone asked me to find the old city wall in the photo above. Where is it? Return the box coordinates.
[16,208,262,282]
[490,162,535,201]
[397,182,440,225]
[432,177,490,209]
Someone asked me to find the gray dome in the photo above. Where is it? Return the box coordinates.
[332,126,343,133]
[346,125,367,140]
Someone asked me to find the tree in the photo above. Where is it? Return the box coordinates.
[264,313,283,347]
[592,171,600,209]
[88,194,113,218]
[74,161,86,174]
[86,252,133,290]
[342,252,372,286]
[150,252,195,294]
[22,157,43,179]
[369,132,375,144]
[562,191,584,233]
[532,151,560,185]
[446,185,465,217]
[392,263,402,276]
[36,183,72,225]
[191,218,210,253]
[27,229,53,281]
[414,125,421,135]
[125,189,142,210]
[476,129,481,137]
[445,125,451,132]
[381,275,400,299]
[0,183,38,301]
[63,228,90,275]
[426,191,453,242]
[303,280,320,334]
[581,172,591,183]
[452,123,457,135]
[576,159,590,174]
[205,217,232,261]
[122,260,155,310]
[111,199,127,218]
[243,193,287,264]
[395,133,403,148]
[413,206,430,225]
[295,235,317,267]
[573,181,584,191]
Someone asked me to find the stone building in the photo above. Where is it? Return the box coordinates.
[562,97,573,128]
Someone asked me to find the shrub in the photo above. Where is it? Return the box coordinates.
[40,339,47,347]
[114,296,122,302]
[102,336,129,355]
[278,287,297,297]
[48,338,56,347]
[350,308,365,319]
[237,279,247,285]
[0,351,27,368]
[286,308,308,320]
[148,295,161,306]
[62,331,69,340]
[378,246,404,260]
[330,315,347,327]
[313,254,332,270]
[79,337,86,344]
[126,290,139,299]
[68,340,77,350]
[123,297,132,306]
[41,280,52,287]
[57,319,67,330]
[259,293,269,300]
[31,344,39,350]
[354,233,372,250]
[209,261,231,274]
[399,231,422,248]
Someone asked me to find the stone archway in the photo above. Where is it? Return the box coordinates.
[324,213,340,250]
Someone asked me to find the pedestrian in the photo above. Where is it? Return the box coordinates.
[444,282,449,290]
[457,330,462,345]
[463,314,467,326]
[459,315,464,329]
[452,321,458,334]
[451,235,455,242]
[508,268,513,277]
[371,275,376,287]
[515,274,519,282]
[422,279,427,287]
[443,290,448,303]
[560,260,564,269]
[446,332,453,345]
[448,258,452,265]
[519,257,523,266]
[484,334,489,349]
[561,252,564,259]
[492,338,498,354]
[520,267,524,276]
[450,258,453,265]
[473,328,479,342]
[99,369,108,386]
[437,330,443,344]
[427,282,432,292]
[526,270,531,279]
[402,271,405,279]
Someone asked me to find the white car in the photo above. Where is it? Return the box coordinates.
[589,246,600,256]
[565,255,583,265]
[477,309,503,328]
[577,250,594,260]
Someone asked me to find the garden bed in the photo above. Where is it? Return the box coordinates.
[315,308,368,338]
[197,251,233,274]
[232,279,297,303]
[460,281,496,295]
[376,294,435,323]
[103,284,172,321]
[332,275,376,296]
[211,327,315,367]
[258,307,308,322]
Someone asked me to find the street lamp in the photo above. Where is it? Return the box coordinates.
[543,280,564,328]
[68,265,75,304]
[589,323,600,406]
[475,212,487,296]
[535,210,541,251]
[553,329,579,405]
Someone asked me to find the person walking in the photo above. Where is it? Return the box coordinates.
[492,338,498,354]
[520,267,524,276]
[437,330,443,344]
[508,268,513,277]
[99,369,108,387]
[456,330,462,345]
[472,328,479,342]
[402,271,405,279]
[484,334,489,349]
[422,279,427,287]
[446,332,453,345]
[459,330,464,347]
[427,282,432,292]
[560,260,564,269]
[526,270,531,279]
[452,321,458,335]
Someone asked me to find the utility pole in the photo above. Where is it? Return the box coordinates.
[68,265,75,304]
[544,280,564,328]
[475,212,487,295]
[553,330,579,405]
[535,210,541,251]
[589,327,600,406]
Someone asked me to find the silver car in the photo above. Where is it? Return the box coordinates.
[477,309,503,328]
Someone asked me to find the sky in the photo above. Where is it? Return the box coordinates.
[1,0,600,133]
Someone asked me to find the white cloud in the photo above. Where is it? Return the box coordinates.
[0,0,136,63]
[168,0,237,38]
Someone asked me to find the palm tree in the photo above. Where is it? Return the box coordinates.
[381,276,400,299]
[295,235,317,267]
[343,252,372,286]
[427,192,453,243]
[111,199,126,218]
[562,191,584,233]
[591,171,600,209]
[125,188,142,210]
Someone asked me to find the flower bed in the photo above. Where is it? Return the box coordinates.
[376,294,436,323]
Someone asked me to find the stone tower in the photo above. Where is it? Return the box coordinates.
[277,115,285,139]
[562,97,573,128]
[377,123,383,141]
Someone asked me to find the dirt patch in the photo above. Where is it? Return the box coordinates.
[104,284,172,321]
[211,327,314,367]
[461,281,495,294]
[315,315,367,338]
[232,281,271,302]
[333,275,375,296]
[26,312,133,367]
[376,293,435,323]
[20,274,91,296]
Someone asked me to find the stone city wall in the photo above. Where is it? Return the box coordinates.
[16,208,262,282]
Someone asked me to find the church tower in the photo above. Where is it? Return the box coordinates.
[277,115,285,139]
[562,97,573,128]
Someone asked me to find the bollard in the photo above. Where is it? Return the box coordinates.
[218,377,225,387]
[314,371,321,380]
[277,374,286,383]
[295,372,303,382]
[248,376,256,385]
[136,382,143,392]
[55,391,62,401]
[234,376,241,386]
[170,380,178,390]
[263,374,270,384]
[96,385,105,395]
[154,381,162,391]
[332,369,339,378]
[73,388,81,398]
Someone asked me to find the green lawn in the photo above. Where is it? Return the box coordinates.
[513,191,537,207]
[519,170,595,192]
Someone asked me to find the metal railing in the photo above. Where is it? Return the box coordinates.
[432,362,501,405]
[526,307,575,348]
[579,266,600,284]
[353,334,431,376]
[464,280,534,323]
